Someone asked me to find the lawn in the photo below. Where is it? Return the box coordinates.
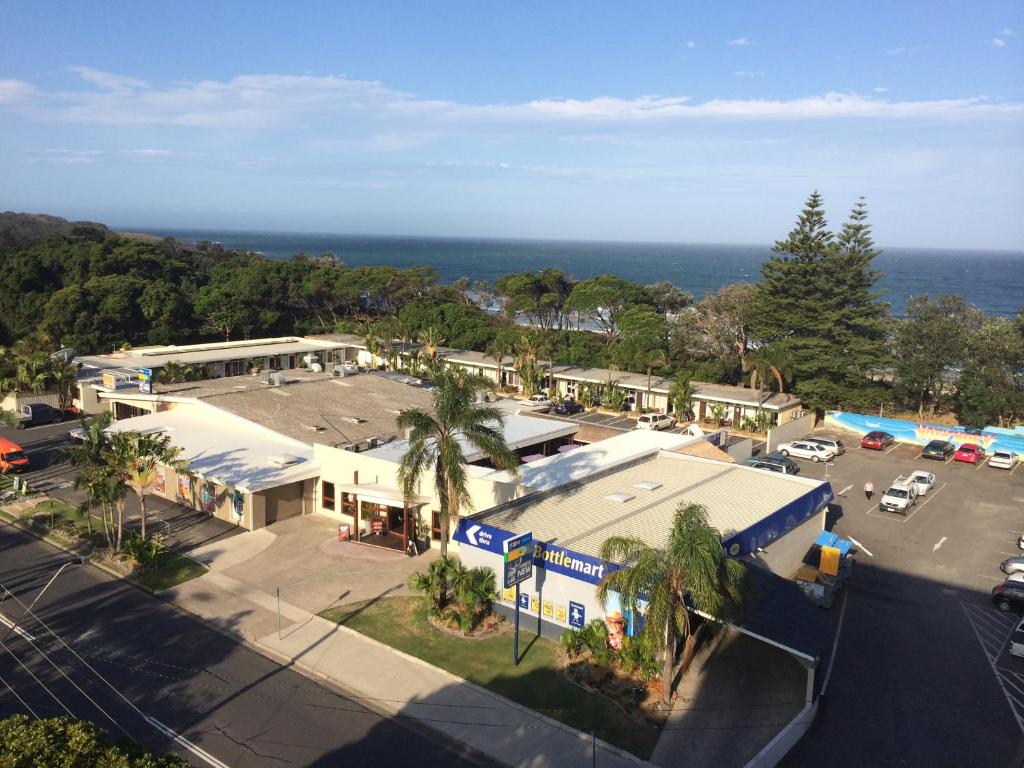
[136,551,208,592]
[320,596,660,759]
[28,498,80,526]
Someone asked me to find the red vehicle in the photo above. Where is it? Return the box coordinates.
[861,431,895,450]
[954,443,985,464]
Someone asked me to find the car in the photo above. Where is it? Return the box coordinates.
[66,427,86,443]
[921,439,955,460]
[804,437,845,455]
[0,437,31,474]
[552,400,584,416]
[908,470,935,496]
[989,450,1019,470]
[524,394,553,411]
[745,460,798,475]
[15,402,65,428]
[879,476,918,515]
[1001,556,1024,576]
[756,452,801,475]
[636,413,677,431]
[954,443,985,464]
[861,431,895,450]
[776,440,836,463]
[992,573,1024,612]
[1010,618,1024,658]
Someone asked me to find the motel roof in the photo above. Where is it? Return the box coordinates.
[105,404,320,493]
[475,450,829,560]
[78,336,348,371]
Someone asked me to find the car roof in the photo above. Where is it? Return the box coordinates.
[958,443,979,449]
[1007,572,1024,584]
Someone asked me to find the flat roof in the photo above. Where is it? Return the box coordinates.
[690,382,801,411]
[100,369,435,447]
[475,450,829,559]
[360,412,579,465]
[78,337,348,370]
[105,405,319,493]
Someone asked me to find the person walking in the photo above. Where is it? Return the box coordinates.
[864,480,874,501]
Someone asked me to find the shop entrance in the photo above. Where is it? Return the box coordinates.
[360,501,410,552]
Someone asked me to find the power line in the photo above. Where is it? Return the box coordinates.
[0,670,40,719]
[0,635,72,718]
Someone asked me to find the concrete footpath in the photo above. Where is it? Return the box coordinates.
[166,573,646,768]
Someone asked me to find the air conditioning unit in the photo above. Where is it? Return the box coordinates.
[268,453,300,467]
[269,371,287,387]
[302,354,319,367]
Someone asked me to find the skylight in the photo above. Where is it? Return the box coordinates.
[633,480,662,491]
[605,492,635,503]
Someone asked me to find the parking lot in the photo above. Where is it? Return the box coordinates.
[781,428,1024,767]
[540,407,700,435]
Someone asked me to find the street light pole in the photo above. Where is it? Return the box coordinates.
[0,556,88,643]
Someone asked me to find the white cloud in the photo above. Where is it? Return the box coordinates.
[887,44,927,56]
[0,79,36,104]
[728,37,755,47]
[874,87,888,93]
[685,40,696,49]
[998,28,1014,36]
[992,38,1006,47]
[69,66,150,92]
[734,70,765,78]
[2,69,1021,134]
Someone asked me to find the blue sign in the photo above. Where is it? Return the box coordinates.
[518,592,530,610]
[568,601,585,628]
[532,541,619,586]
[453,519,514,554]
[721,483,834,558]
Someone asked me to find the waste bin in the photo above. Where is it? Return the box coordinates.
[338,524,350,542]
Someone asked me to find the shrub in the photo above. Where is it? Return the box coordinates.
[121,533,164,571]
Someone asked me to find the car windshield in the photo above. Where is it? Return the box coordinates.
[887,488,908,499]
[4,451,27,462]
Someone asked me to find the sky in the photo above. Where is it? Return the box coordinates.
[1,1,1022,249]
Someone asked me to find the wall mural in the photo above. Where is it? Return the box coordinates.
[825,411,1024,455]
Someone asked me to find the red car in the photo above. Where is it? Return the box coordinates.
[861,431,895,450]
[954,443,985,464]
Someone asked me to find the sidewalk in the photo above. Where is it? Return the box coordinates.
[165,570,646,768]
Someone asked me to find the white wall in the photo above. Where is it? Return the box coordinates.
[767,413,815,452]
[757,509,827,577]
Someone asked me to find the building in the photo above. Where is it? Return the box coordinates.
[456,449,833,640]
[74,336,357,413]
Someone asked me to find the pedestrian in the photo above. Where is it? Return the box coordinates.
[864,480,874,501]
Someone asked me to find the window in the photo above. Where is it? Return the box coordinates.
[432,511,443,541]
[322,481,336,511]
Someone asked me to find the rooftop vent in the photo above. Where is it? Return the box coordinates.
[269,371,287,386]
[268,453,300,467]
[633,481,662,492]
[605,492,635,503]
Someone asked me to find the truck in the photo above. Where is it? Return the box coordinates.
[879,475,919,515]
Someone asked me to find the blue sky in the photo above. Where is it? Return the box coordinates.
[1,1,1021,249]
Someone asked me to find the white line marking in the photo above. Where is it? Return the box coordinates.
[848,536,873,557]
[837,484,852,497]
[933,536,948,552]
[143,716,231,768]
[1010,462,1022,476]
[976,573,1004,582]
[944,454,956,464]
[976,457,990,471]
[962,603,1024,735]
[0,613,37,642]
[884,442,901,454]
[820,587,849,695]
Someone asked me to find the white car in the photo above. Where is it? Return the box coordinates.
[524,394,554,411]
[636,413,677,431]
[1011,617,1024,658]
[990,450,1019,470]
[776,440,836,463]
[908,470,935,496]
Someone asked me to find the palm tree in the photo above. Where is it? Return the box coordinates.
[397,369,520,607]
[597,503,752,704]
[668,374,695,420]
[50,361,79,410]
[376,317,400,371]
[157,360,192,384]
[485,334,516,392]
[645,349,669,410]
[104,431,188,540]
[16,353,50,395]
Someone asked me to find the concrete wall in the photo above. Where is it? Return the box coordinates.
[742,698,818,768]
[757,508,827,578]
[725,437,753,463]
[152,466,252,530]
[767,413,815,453]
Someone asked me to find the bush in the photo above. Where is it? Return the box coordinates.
[121,532,165,571]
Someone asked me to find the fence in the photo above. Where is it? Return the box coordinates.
[0,390,62,413]
[766,413,815,453]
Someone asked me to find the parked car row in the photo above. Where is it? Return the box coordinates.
[863,434,1020,471]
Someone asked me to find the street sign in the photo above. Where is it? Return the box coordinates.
[569,601,586,629]
[503,531,533,590]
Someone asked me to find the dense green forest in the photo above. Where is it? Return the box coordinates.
[1,197,1021,426]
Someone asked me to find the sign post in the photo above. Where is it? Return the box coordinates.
[503,531,533,666]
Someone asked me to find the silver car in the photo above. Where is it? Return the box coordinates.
[1002,556,1024,576]
[805,437,846,455]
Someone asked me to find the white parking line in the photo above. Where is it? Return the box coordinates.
[976,573,1004,582]
[976,457,990,470]
[1011,462,1022,476]
[944,454,956,464]
[884,442,902,454]
[962,602,1024,735]
[848,536,873,557]
[866,481,947,523]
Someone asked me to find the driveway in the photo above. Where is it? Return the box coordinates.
[187,514,438,615]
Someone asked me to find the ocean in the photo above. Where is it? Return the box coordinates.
[127,228,1023,318]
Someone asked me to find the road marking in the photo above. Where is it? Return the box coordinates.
[961,603,1024,735]
[143,716,231,768]
[933,536,948,552]
[975,573,1004,582]
[1011,461,1022,476]
[944,454,956,464]
[836,484,852,497]
[0,613,37,642]
[884,442,901,454]
[976,457,990,471]
[848,536,873,557]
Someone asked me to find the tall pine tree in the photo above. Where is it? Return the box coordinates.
[754,193,889,416]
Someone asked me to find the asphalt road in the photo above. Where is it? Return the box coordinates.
[0,523,494,767]
[781,433,1024,768]
[0,419,81,500]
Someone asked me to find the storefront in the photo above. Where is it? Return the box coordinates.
[322,480,430,553]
